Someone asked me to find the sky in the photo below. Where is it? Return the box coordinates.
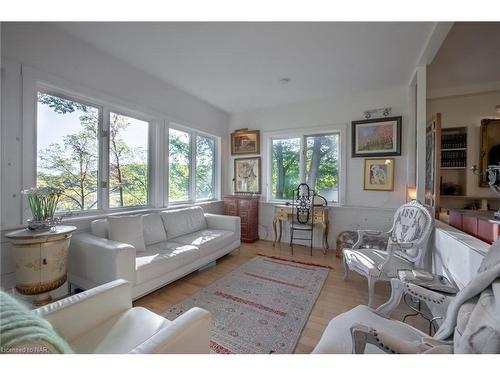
[37,99,149,165]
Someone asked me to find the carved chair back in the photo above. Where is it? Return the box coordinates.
[388,200,434,266]
[292,183,314,226]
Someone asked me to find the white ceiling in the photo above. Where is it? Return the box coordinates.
[428,22,500,90]
[54,22,434,113]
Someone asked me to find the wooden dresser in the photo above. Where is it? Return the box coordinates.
[223,195,260,243]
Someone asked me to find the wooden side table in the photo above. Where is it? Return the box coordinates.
[272,204,330,253]
[5,225,77,306]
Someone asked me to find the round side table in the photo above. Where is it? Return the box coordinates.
[5,225,77,306]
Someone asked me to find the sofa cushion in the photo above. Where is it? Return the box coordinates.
[108,215,146,252]
[173,229,236,255]
[161,206,207,240]
[142,213,168,246]
[135,242,200,284]
[91,219,109,239]
[69,307,170,354]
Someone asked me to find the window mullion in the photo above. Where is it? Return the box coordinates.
[191,133,196,202]
[164,125,170,206]
[99,107,110,210]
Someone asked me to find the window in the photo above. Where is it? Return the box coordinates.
[168,128,191,202]
[109,112,149,208]
[305,133,339,203]
[271,137,300,200]
[196,135,215,200]
[35,87,219,216]
[37,92,100,211]
[37,90,152,213]
[168,126,218,203]
[269,131,341,203]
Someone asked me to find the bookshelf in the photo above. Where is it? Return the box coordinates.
[440,127,467,197]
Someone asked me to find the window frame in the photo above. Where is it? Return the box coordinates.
[106,110,153,211]
[264,125,346,206]
[167,122,220,205]
[33,83,157,218]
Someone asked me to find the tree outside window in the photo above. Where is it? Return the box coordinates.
[270,132,339,202]
[36,92,150,212]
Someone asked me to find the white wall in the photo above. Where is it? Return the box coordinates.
[228,86,412,245]
[428,90,500,199]
[0,23,229,290]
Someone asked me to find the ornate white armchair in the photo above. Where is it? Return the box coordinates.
[313,239,500,354]
[342,200,434,307]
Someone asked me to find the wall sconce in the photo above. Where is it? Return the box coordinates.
[406,185,417,202]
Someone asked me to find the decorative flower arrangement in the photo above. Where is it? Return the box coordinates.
[21,187,63,230]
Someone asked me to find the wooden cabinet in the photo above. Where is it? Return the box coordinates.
[223,195,260,243]
[448,209,499,244]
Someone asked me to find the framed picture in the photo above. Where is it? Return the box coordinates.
[352,116,402,157]
[234,157,261,194]
[364,158,394,191]
[231,129,260,155]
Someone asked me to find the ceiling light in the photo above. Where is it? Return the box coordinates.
[496,105,500,113]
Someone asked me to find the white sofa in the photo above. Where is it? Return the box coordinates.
[69,206,240,299]
[35,279,211,353]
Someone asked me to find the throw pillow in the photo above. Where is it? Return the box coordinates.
[108,215,146,252]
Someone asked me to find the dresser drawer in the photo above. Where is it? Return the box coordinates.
[313,214,324,223]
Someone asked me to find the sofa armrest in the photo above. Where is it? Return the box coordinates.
[130,307,211,354]
[205,213,241,237]
[34,279,132,342]
[69,233,136,288]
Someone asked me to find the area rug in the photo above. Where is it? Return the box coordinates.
[162,255,330,354]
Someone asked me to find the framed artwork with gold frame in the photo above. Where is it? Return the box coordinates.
[363,158,394,191]
[231,129,260,155]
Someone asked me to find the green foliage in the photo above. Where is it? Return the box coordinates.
[196,136,215,200]
[168,129,190,201]
[271,138,300,199]
[272,135,338,201]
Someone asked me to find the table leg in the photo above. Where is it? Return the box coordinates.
[278,220,283,244]
[322,223,329,253]
[272,218,278,247]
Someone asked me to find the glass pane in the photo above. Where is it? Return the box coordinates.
[109,112,149,208]
[37,92,99,211]
[169,128,191,201]
[271,138,300,200]
[305,133,339,202]
[196,135,215,200]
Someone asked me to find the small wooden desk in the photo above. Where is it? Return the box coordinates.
[272,204,330,253]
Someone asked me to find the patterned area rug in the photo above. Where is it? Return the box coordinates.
[163,255,330,354]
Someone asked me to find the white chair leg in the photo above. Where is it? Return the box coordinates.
[342,256,349,280]
[367,276,376,308]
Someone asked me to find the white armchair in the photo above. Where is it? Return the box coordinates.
[34,279,211,354]
[342,200,434,307]
[313,239,500,354]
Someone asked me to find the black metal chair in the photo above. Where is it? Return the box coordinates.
[290,183,315,256]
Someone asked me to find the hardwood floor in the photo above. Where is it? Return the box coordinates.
[134,240,429,353]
